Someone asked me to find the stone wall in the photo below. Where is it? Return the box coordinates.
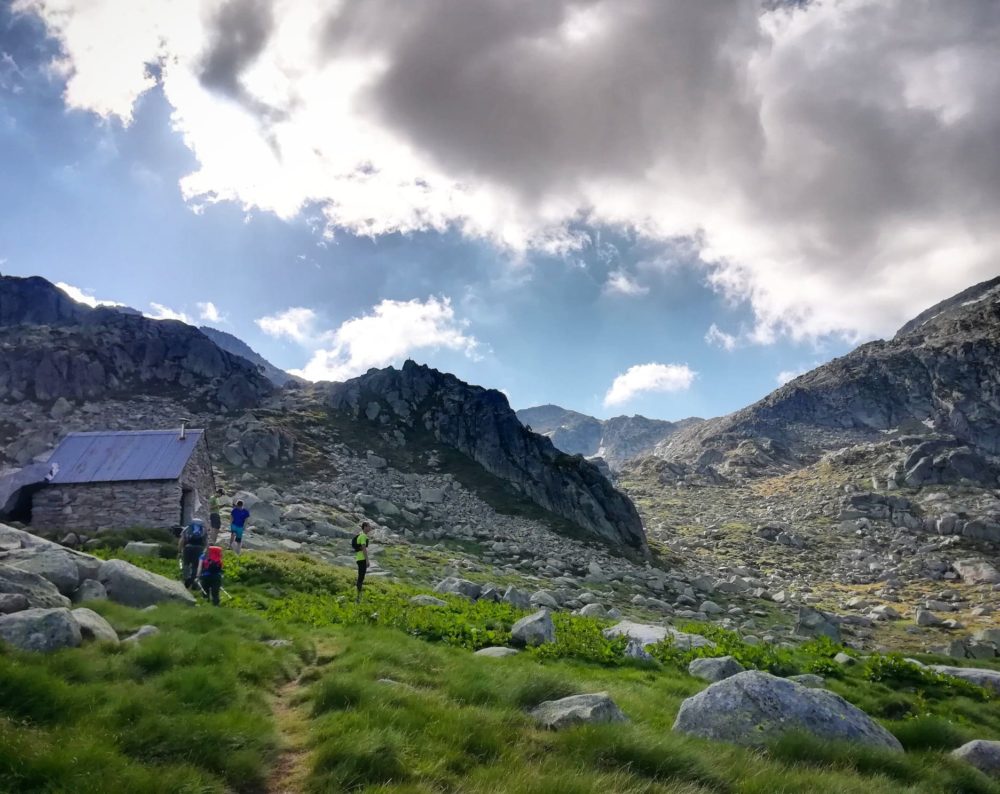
[32,479,183,531]
[181,434,216,520]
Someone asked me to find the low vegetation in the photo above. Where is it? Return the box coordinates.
[3,549,1000,792]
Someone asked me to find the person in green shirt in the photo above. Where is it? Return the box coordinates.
[353,522,370,603]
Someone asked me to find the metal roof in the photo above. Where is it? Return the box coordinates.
[46,430,205,484]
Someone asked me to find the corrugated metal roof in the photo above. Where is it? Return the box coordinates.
[47,430,205,484]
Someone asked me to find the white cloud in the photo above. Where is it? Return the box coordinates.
[146,302,191,323]
[256,307,319,344]
[258,297,479,382]
[776,368,810,386]
[604,269,648,297]
[197,300,222,323]
[18,1,1000,341]
[55,281,123,308]
[603,363,696,407]
[704,323,738,351]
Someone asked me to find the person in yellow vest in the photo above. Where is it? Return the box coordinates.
[352,521,370,603]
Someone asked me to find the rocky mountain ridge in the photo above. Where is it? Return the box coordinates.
[516,404,702,471]
[198,326,303,387]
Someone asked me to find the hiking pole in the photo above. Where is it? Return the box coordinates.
[219,587,233,601]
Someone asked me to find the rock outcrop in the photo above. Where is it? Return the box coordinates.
[328,362,648,553]
[0,606,82,652]
[98,559,196,608]
[530,692,628,729]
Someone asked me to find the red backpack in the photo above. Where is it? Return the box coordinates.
[203,546,224,575]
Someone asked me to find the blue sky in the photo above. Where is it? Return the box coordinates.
[2,2,996,421]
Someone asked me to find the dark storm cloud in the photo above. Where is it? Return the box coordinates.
[200,0,273,98]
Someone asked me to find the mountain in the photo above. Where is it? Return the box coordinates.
[199,326,303,387]
[653,275,1000,480]
[517,404,702,470]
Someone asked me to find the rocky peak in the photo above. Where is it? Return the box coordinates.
[0,274,90,327]
[198,326,303,387]
[328,361,648,553]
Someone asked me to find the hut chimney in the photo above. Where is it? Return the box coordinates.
[179,421,187,441]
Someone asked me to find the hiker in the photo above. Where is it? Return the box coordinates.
[229,499,250,555]
[196,545,225,606]
[208,488,226,544]
[178,517,207,589]
[352,521,370,603]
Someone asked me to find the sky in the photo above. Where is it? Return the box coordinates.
[1,1,998,422]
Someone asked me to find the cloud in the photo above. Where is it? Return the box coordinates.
[146,302,191,323]
[55,281,123,308]
[604,363,695,407]
[776,369,805,386]
[18,0,1000,340]
[604,269,648,297]
[256,307,319,344]
[197,300,222,323]
[259,297,479,382]
[704,323,738,351]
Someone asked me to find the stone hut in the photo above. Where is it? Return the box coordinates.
[27,429,215,531]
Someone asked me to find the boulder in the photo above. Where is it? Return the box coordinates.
[952,740,1000,778]
[510,609,556,647]
[689,656,745,683]
[603,620,716,650]
[123,625,160,643]
[0,563,71,608]
[420,488,446,504]
[123,541,161,558]
[475,646,520,658]
[795,606,840,641]
[530,692,628,730]
[409,595,447,607]
[915,609,941,627]
[72,607,119,644]
[433,577,482,600]
[529,590,560,609]
[72,579,107,602]
[5,548,80,595]
[502,586,532,609]
[0,593,29,613]
[928,665,1000,694]
[673,671,902,752]
[953,559,1000,585]
[624,639,655,663]
[0,607,82,652]
[788,674,826,688]
[579,603,608,619]
[98,559,195,608]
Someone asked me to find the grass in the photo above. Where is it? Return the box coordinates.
[4,549,1000,793]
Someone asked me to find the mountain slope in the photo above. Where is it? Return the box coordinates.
[199,325,303,387]
[517,404,701,470]
[654,275,1000,476]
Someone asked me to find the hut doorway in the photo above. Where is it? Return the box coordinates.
[180,487,195,526]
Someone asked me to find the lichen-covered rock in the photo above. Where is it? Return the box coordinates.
[409,594,447,607]
[502,586,531,609]
[673,671,902,751]
[5,548,81,595]
[952,740,1000,778]
[0,563,71,609]
[511,609,555,647]
[433,577,481,600]
[530,692,628,730]
[0,607,82,652]
[688,656,745,682]
[72,579,107,602]
[72,607,118,644]
[795,606,841,641]
[603,620,715,651]
[98,559,195,608]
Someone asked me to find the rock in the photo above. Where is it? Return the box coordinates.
[603,620,715,650]
[264,639,292,648]
[475,646,520,658]
[530,692,628,730]
[409,595,447,607]
[5,548,81,595]
[50,396,73,419]
[72,579,107,602]
[502,586,532,609]
[123,541,162,558]
[123,625,160,643]
[420,488,446,504]
[689,656,745,682]
[98,559,195,608]
[510,609,556,647]
[952,740,1000,778]
[71,607,119,643]
[0,607,82,652]
[367,452,388,469]
[795,606,841,641]
[700,600,723,615]
[975,629,1000,645]
[953,559,1000,585]
[870,605,901,620]
[789,674,826,688]
[278,539,302,551]
[579,603,608,618]
[0,563,71,608]
[928,665,1000,694]
[433,577,482,600]
[0,593,29,613]
[915,609,941,627]
[529,590,560,609]
[624,639,655,663]
[834,652,858,666]
[672,671,902,752]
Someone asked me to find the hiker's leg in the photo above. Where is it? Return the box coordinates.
[356,560,367,591]
[209,577,220,606]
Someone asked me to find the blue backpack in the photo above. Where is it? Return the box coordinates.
[188,521,206,545]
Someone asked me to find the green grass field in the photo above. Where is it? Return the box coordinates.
[2,550,1000,793]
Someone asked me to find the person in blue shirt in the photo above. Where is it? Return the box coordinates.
[229,500,250,555]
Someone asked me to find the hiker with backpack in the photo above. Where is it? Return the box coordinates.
[208,488,226,544]
[352,522,370,603]
[196,545,225,606]
[229,499,250,556]
[178,517,208,589]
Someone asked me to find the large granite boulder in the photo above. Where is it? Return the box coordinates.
[953,559,1000,585]
[0,607,82,652]
[71,607,119,644]
[795,606,841,641]
[952,740,1000,778]
[510,609,556,647]
[98,559,195,607]
[0,563,71,608]
[530,693,628,730]
[689,656,745,683]
[929,665,1000,694]
[5,548,81,595]
[434,577,482,600]
[603,620,715,650]
[673,671,902,752]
